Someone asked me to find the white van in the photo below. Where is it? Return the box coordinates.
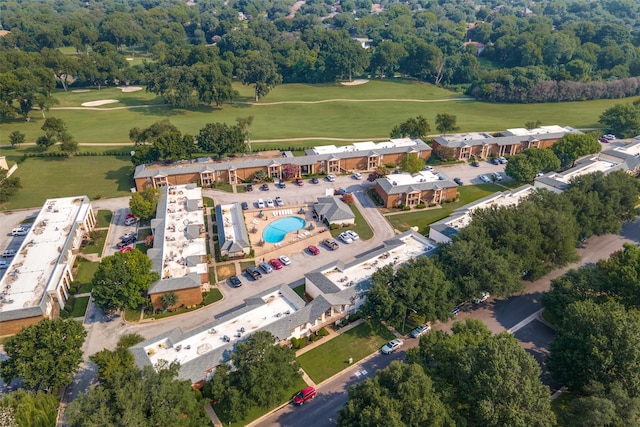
[11,227,29,236]
[257,199,265,208]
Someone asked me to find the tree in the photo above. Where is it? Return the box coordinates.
[92,250,159,312]
[599,103,640,138]
[0,389,58,427]
[129,187,160,221]
[552,133,601,167]
[390,115,430,139]
[435,113,459,135]
[59,133,78,156]
[65,364,209,427]
[0,169,21,203]
[0,318,86,391]
[154,131,195,161]
[40,117,74,152]
[369,41,407,79]
[338,361,453,427]
[130,120,180,145]
[9,130,25,146]
[547,300,640,396]
[505,148,560,182]
[196,122,245,156]
[236,115,254,152]
[90,333,145,384]
[400,153,425,174]
[236,51,282,101]
[435,146,455,161]
[525,120,542,130]
[161,291,179,309]
[561,381,640,427]
[407,319,555,427]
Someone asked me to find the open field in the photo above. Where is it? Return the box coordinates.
[2,79,636,146]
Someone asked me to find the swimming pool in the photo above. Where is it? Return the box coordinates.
[263,216,307,243]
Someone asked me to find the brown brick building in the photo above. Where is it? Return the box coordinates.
[133,138,432,191]
[375,170,459,208]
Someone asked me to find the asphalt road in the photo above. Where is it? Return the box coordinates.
[255,218,640,427]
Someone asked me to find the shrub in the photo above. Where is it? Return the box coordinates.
[429,202,437,207]
[416,203,426,209]
[385,163,396,169]
[317,328,329,337]
[329,223,339,230]
[402,205,411,211]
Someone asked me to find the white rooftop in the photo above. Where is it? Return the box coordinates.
[312,138,419,155]
[320,232,436,292]
[610,140,640,157]
[443,186,536,230]
[219,203,244,244]
[144,289,299,366]
[161,186,206,280]
[0,196,91,314]
[543,157,618,185]
[503,125,573,137]
[437,132,494,143]
[383,170,441,186]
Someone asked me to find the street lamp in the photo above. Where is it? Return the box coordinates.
[401,307,417,335]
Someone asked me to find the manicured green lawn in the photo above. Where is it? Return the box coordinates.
[1,79,631,146]
[202,197,214,208]
[75,260,98,293]
[385,183,503,234]
[82,230,107,256]
[330,201,374,240]
[135,243,149,254]
[218,376,308,427]
[293,284,305,300]
[69,296,90,317]
[202,288,223,305]
[239,260,256,270]
[95,210,112,229]
[297,320,396,384]
[124,308,141,322]
[0,155,134,210]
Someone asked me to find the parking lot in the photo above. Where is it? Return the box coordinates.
[436,159,509,185]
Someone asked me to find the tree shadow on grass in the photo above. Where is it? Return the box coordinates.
[105,164,134,192]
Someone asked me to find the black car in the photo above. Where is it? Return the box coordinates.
[245,266,262,280]
[246,184,253,192]
[277,180,286,188]
[241,202,249,210]
[229,275,242,287]
[260,184,269,191]
[310,177,319,184]
[116,236,136,249]
[470,161,480,167]
[454,178,463,185]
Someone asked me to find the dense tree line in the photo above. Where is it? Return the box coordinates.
[543,244,640,424]
[364,170,640,325]
[339,320,555,427]
[3,0,640,115]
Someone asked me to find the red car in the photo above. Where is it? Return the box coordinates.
[119,246,133,253]
[293,387,316,405]
[269,258,283,270]
[307,245,320,255]
[126,212,135,219]
[296,178,304,186]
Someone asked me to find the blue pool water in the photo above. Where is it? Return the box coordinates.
[263,216,306,243]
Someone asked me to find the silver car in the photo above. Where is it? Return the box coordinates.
[381,339,403,354]
[410,324,431,339]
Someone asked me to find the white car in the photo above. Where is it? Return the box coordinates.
[1,249,17,258]
[479,175,491,183]
[257,199,265,208]
[381,339,403,354]
[0,261,8,269]
[473,292,491,305]
[353,173,362,180]
[339,232,353,244]
[422,166,434,171]
[492,172,503,181]
[275,196,284,207]
[266,198,274,208]
[11,227,29,236]
[346,230,360,240]
[326,175,335,182]
[279,255,291,266]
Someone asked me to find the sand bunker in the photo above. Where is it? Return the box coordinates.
[118,86,142,93]
[81,99,119,107]
[341,79,369,86]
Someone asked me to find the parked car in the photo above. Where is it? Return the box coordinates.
[0,261,8,269]
[229,275,242,287]
[257,199,265,208]
[410,324,431,339]
[307,245,320,255]
[122,231,136,240]
[326,174,335,182]
[119,246,133,253]
[293,387,317,405]
[245,266,262,280]
[259,262,273,274]
[353,172,362,180]
[116,236,136,249]
[296,178,304,186]
[277,180,286,189]
[339,232,353,244]
[124,216,138,226]
[604,134,616,140]
[491,157,501,165]
[453,177,463,185]
[269,258,283,270]
[260,184,269,191]
[346,230,359,240]
[310,177,319,184]
[266,198,275,208]
[422,166,434,171]
[470,161,480,167]
[126,212,136,219]
[323,238,339,251]
[275,196,284,207]
[479,175,491,183]
[241,202,249,210]
[450,306,461,316]
[498,156,508,164]
[1,249,17,258]
[492,172,503,181]
[381,339,403,354]
[472,292,490,305]
[246,184,253,192]
[11,227,29,236]
[599,137,609,143]
[279,255,291,266]
[335,188,347,195]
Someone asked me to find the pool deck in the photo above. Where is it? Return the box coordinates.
[243,203,331,260]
